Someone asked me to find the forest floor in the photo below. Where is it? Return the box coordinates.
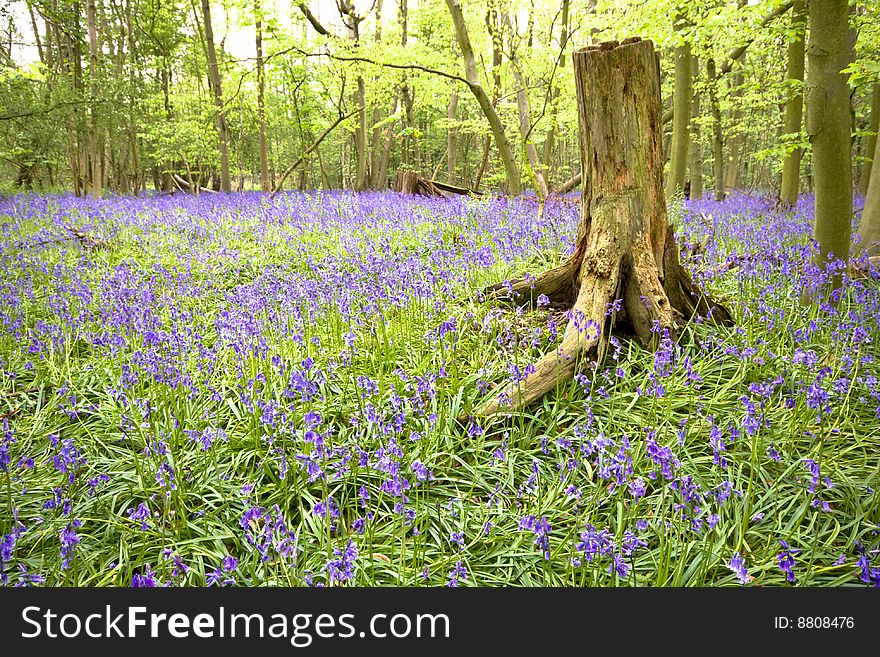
[0,190,878,587]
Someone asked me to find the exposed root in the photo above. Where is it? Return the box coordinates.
[463,220,733,422]
[483,257,579,307]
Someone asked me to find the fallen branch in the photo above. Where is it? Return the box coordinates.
[62,224,112,250]
[431,178,482,196]
[551,172,581,195]
[0,387,39,398]
[171,174,217,195]
[851,255,880,280]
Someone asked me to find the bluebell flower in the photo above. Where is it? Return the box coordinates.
[729,552,750,585]
[776,540,799,583]
[325,539,358,584]
[446,561,467,587]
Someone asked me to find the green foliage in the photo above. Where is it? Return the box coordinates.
[0,0,878,193]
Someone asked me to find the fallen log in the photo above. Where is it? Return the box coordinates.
[432,179,483,197]
[393,171,481,198]
[172,173,217,194]
[62,224,112,250]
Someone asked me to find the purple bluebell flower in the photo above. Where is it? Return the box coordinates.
[776,540,799,583]
[325,539,358,584]
[729,552,750,585]
[446,560,467,587]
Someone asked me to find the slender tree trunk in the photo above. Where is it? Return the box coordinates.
[707,58,725,201]
[806,0,853,288]
[72,3,88,196]
[447,92,458,185]
[126,0,139,194]
[398,0,414,167]
[542,0,571,176]
[724,68,744,193]
[371,93,397,189]
[368,0,386,189]
[473,137,491,191]
[354,74,368,190]
[86,0,102,197]
[780,0,806,207]
[858,127,880,256]
[473,3,504,192]
[201,0,232,193]
[859,83,880,196]
[468,38,731,419]
[687,55,702,200]
[256,0,270,191]
[445,0,522,195]
[666,15,692,201]
[504,15,549,198]
[27,3,45,67]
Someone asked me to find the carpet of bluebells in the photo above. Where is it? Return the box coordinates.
[0,190,878,587]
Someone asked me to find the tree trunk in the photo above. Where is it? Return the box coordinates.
[354,75,368,190]
[806,0,853,287]
[666,17,692,201]
[86,0,102,197]
[445,0,522,195]
[724,69,744,193]
[780,0,806,207]
[256,0,270,191]
[126,0,139,195]
[447,92,458,185]
[373,96,397,189]
[503,11,549,199]
[687,55,702,200]
[541,0,571,177]
[473,136,491,191]
[201,0,232,193]
[859,83,879,196]
[469,39,732,419]
[858,128,880,256]
[707,58,725,201]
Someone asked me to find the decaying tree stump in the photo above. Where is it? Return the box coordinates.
[471,38,733,418]
[394,171,448,197]
[394,170,484,197]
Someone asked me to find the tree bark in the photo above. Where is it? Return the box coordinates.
[201,0,231,192]
[469,39,732,419]
[859,83,879,196]
[806,0,853,287]
[666,16,692,201]
[687,56,702,200]
[445,0,522,195]
[779,0,806,207]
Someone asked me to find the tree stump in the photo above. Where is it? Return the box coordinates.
[472,38,733,418]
